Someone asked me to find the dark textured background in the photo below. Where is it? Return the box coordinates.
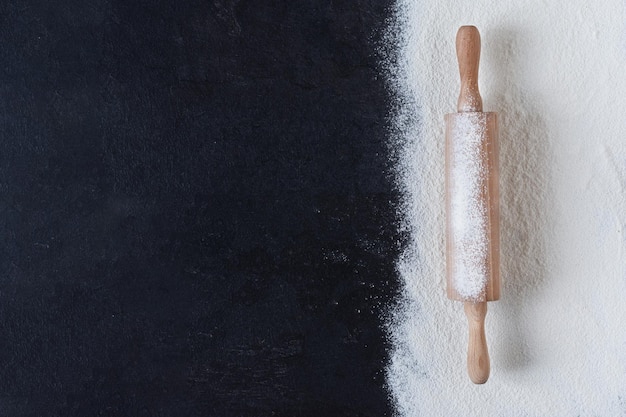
[0,1,400,415]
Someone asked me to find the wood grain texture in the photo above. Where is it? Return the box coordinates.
[464,301,490,384]
[456,26,483,113]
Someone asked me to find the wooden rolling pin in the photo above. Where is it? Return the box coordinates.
[445,26,500,384]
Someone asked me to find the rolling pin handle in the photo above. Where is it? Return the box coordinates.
[464,301,490,384]
[456,26,483,112]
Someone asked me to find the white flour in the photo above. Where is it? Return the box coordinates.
[384,0,626,415]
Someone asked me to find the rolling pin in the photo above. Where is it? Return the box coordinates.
[445,26,500,384]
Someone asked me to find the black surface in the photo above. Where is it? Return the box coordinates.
[0,1,400,415]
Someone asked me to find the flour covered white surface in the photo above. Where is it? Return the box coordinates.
[385,0,626,415]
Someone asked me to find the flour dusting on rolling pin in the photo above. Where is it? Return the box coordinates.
[445,26,500,384]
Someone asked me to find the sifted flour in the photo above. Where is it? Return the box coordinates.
[384,0,626,415]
